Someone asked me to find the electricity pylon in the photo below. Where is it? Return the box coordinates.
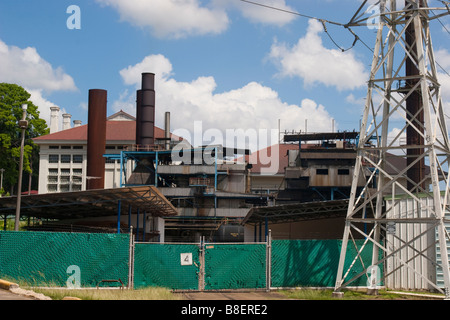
[334,0,450,298]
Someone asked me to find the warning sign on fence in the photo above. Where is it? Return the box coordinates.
[180,253,193,266]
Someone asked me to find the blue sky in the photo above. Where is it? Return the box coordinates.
[0,0,449,150]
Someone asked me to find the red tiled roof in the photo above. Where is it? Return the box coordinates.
[33,121,180,142]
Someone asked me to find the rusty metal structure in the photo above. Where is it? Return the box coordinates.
[334,0,450,297]
[86,89,107,190]
[279,131,363,203]
[136,73,156,148]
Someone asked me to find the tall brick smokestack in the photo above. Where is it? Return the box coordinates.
[86,89,107,190]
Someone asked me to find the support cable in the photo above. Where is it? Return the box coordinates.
[239,0,345,26]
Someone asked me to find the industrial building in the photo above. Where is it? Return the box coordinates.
[24,72,375,243]
[20,73,260,242]
[8,70,430,244]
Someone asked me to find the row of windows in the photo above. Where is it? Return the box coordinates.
[49,154,83,164]
[48,176,82,184]
[47,184,82,192]
[49,168,82,175]
[316,169,350,175]
[49,145,125,150]
[49,145,83,150]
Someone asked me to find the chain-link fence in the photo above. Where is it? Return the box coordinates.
[0,230,130,287]
[0,230,378,290]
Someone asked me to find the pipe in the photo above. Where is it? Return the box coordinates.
[165,111,170,150]
[138,73,156,147]
[86,89,107,190]
[135,89,142,147]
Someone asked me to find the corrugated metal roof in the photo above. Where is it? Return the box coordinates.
[0,186,178,219]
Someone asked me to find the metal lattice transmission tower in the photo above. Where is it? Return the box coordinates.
[334,0,450,297]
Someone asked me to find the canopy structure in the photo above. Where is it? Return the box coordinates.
[0,186,177,220]
[242,199,351,225]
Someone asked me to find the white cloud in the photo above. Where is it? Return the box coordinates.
[231,0,297,26]
[27,89,66,125]
[119,54,173,87]
[268,19,368,91]
[115,54,335,151]
[0,39,77,93]
[96,0,229,39]
[95,0,299,38]
[436,48,450,71]
[435,49,450,122]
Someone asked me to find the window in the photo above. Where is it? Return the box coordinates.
[60,184,70,192]
[49,169,58,175]
[73,155,83,163]
[338,169,350,175]
[61,155,71,163]
[73,146,83,150]
[48,176,58,183]
[60,176,70,184]
[72,176,82,184]
[73,169,82,176]
[49,155,59,163]
[49,145,59,149]
[47,184,58,192]
[61,169,70,176]
[61,146,71,149]
[316,169,329,175]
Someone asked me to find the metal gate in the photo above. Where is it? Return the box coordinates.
[133,243,201,290]
[202,243,267,290]
[132,239,270,291]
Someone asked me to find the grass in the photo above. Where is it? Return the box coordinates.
[31,287,182,300]
[31,287,445,300]
[278,288,445,300]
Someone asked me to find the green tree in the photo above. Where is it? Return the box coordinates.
[0,83,49,195]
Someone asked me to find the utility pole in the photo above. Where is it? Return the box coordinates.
[0,168,4,196]
[14,104,28,231]
[333,0,450,298]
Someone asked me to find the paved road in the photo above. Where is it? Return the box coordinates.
[0,289,36,300]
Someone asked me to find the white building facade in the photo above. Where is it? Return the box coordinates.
[34,109,137,194]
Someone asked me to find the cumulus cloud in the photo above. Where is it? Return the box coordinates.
[435,48,450,128]
[119,54,173,87]
[0,39,77,93]
[95,0,299,38]
[96,0,229,39]
[27,89,67,125]
[268,19,368,91]
[114,54,335,151]
[230,0,297,26]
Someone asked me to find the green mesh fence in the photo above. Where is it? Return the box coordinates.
[204,243,266,290]
[133,243,200,290]
[271,239,381,288]
[0,231,382,290]
[0,231,130,287]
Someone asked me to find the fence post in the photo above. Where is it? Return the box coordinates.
[198,236,205,291]
[128,226,134,290]
[266,229,272,292]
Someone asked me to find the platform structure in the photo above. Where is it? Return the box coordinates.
[333,0,450,297]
